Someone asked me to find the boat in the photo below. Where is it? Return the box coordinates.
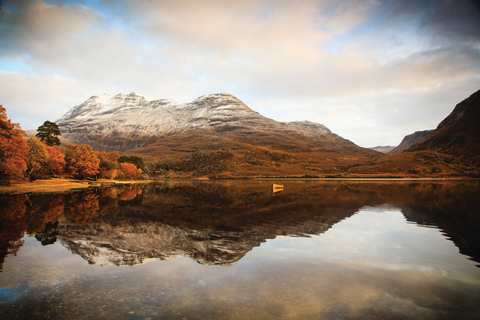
[272,184,284,192]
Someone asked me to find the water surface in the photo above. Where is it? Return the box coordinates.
[1,180,479,319]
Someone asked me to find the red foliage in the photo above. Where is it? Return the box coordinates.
[65,144,100,179]
[47,146,65,176]
[64,193,100,225]
[0,105,28,182]
[118,162,142,179]
[118,186,142,200]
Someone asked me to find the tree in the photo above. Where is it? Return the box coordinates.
[26,137,50,180]
[118,162,142,179]
[36,121,61,147]
[118,155,145,171]
[0,105,28,182]
[47,145,65,177]
[65,144,100,180]
[98,151,120,179]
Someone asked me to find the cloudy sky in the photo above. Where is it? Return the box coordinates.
[1,0,479,147]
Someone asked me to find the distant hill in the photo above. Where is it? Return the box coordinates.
[406,89,480,168]
[350,89,480,177]
[369,146,395,154]
[388,130,434,154]
[56,92,380,177]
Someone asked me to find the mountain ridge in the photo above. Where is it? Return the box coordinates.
[56,92,381,177]
[54,90,480,177]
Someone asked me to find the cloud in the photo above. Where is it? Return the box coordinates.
[0,71,92,130]
[0,0,479,146]
[419,0,480,46]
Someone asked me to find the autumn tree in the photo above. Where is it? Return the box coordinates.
[118,162,142,179]
[0,105,28,182]
[26,137,50,180]
[36,121,61,146]
[98,151,120,179]
[65,144,100,180]
[47,145,65,177]
[118,155,145,171]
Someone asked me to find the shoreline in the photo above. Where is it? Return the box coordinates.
[1,176,476,196]
[0,178,154,196]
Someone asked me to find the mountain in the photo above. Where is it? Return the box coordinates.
[388,130,434,154]
[57,92,380,177]
[348,89,480,177]
[369,146,395,154]
[406,89,480,167]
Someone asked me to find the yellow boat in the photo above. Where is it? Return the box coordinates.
[272,184,284,192]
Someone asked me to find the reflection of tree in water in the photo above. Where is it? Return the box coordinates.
[35,221,59,246]
[25,194,64,235]
[0,185,144,268]
[0,197,27,271]
[117,185,143,206]
[63,193,101,225]
[1,181,479,268]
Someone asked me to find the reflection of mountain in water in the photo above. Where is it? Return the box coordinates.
[58,183,364,266]
[1,180,479,269]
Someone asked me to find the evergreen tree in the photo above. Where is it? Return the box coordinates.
[36,121,61,146]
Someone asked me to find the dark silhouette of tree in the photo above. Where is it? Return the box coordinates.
[36,121,61,147]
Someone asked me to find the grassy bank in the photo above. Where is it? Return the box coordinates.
[0,178,153,196]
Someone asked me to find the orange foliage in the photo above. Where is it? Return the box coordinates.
[118,186,142,201]
[118,162,142,179]
[65,144,100,179]
[43,196,65,223]
[0,105,28,182]
[47,146,65,176]
[64,193,100,225]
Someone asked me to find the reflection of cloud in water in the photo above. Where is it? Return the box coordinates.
[252,205,480,284]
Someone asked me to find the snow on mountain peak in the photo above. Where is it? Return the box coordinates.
[56,91,339,152]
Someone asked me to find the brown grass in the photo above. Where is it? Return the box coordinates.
[0,178,153,195]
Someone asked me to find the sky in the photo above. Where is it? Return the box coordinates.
[0,0,479,148]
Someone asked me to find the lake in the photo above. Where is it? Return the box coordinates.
[1,180,479,319]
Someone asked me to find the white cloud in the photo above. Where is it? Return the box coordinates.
[0,0,479,146]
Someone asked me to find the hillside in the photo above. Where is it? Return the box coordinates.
[388,130,434,154]
[54,90,479,178]
[406,89,480,167]
[350,89,480,177]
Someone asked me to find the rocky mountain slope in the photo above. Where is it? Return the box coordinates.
[388,130,434,154]
[57,92,362,152]
[57,92,380,177]
[406,89,480,167]
[349,89,480,177]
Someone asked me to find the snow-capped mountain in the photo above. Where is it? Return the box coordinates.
[57,92,352,151]
[56,92,383,177]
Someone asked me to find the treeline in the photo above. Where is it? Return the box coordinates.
[0,105,143,183]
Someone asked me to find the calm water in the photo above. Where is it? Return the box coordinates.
[0,180,479,319]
